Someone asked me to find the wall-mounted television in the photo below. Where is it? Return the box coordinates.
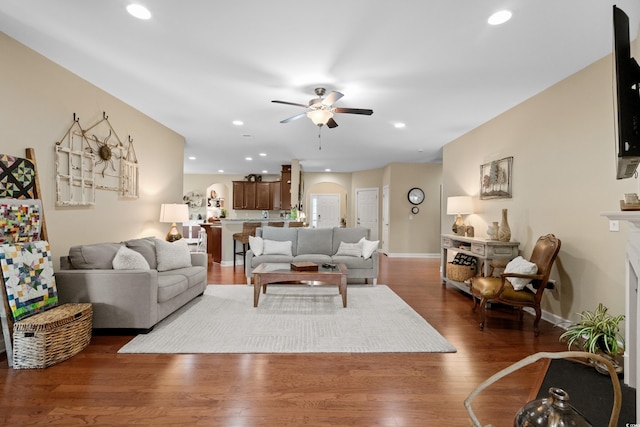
[614,5,640,179]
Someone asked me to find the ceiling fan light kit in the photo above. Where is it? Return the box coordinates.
[272,87,373,129]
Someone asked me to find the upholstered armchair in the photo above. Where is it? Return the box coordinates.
[470,234,561,336]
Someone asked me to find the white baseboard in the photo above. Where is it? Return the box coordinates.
[385,252,440,258]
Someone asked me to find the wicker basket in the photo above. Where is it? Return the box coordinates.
[12,303,92,369]
[446,262,477,282]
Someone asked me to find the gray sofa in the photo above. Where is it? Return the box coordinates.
[55,237,207,331]
[245,227,378,285]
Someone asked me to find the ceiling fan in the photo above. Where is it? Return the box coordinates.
[272,87,373,128]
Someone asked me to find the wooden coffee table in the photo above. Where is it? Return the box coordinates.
[252,263,348,308]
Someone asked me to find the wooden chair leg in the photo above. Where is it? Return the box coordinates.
[479,297,488,331]
[533,307,542,336]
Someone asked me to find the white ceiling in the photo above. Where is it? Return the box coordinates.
[2,1,639,174]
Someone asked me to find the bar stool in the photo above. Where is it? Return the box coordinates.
[232,222,261,267]
[267,221,284,227]
[288,221,305,227]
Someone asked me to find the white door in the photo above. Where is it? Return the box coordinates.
[356,188,378,240]
[382,185,389,253]
[310,193,340,228]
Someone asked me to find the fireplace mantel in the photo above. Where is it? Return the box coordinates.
[601,211,639,420]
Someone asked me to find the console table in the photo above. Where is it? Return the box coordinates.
[441,234,520,293]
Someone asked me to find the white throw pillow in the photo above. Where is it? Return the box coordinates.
[249,235,264,256]
[335,240,364,257]
[360,237,380,259]
[262,239,292,256]
[112,246,151,270]
[155,238,192,272]
[504,256,538,291]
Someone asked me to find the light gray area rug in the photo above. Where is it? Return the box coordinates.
[118,285,456,354]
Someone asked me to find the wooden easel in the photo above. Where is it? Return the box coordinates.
[0,148,48,366]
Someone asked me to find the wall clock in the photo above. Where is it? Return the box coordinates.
[408,187,425,205]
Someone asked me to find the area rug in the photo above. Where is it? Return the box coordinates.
[118,284,457,354]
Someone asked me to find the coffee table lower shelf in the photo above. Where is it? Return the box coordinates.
[252,263,348,308]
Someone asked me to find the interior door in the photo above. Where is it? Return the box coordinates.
[356,188,378,240]
[310,194,340,228]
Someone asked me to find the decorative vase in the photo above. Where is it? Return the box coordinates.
[514,387,593,427]
[487,222,499,240]
[498,209,511,242]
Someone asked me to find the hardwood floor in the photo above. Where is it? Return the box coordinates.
[0,256,567,426]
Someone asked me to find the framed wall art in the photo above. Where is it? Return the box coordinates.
[480,156,513,200]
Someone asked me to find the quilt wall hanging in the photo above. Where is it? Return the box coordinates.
[0,199,42,244]
[0,154,36,199]
[0,240,58,321]
[55,112,139,206]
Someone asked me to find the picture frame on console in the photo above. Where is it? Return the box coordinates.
[480,156,513,200]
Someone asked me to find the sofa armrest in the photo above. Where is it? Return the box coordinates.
[190,251,207,268]
[55,269,159,329]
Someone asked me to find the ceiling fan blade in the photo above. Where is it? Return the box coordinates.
[322,91,344,106]
[280,113,307,123]
[333,107,374,115]
[327,118,338,128]
[272,100,309,108]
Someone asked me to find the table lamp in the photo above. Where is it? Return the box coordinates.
[160,203,189,242]
[446,196,473,236]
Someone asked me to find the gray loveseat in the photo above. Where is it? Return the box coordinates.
[245,227,378,285]
[55,237,207,331]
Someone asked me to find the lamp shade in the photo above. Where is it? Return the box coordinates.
[159,203,189,223]
[446,196,473,215]
[307,109,333,126]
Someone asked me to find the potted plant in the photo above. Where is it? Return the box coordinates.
[559,303,625,374]
[219,209,227,218]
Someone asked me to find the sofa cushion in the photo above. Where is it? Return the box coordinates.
[263,239,292,255]
[69,242,123,269]
[360,238,379,259]
[261,227,299,255]
[155,238,192,272]
[297,228,333,255]
[293,254,332,264]
[112,246,151,270]
[160,266,206,289]
[335,240,364,257]
[125,237,157,269]
[249,235,264,256]
[332,227,369,254]
[157,274,189,303]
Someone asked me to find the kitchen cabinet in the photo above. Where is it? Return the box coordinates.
[280,165,291,210]
[232,181,257,209]
[270,181,281,210]
[256,182,271,210]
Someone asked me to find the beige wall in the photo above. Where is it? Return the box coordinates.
[443,52,636,321]
[1,33,185,268]
[384,163,442,255]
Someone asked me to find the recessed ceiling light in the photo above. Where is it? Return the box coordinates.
[126,4,151,20]
[262,170,268,174]
[325,168,331,172]
[259,153,267,157]
[394,123,406,129]
[188,156,196,160]
[245,157,253,161]
[232,120,244,126]
[218,169,224,173]
[488,10,512,25]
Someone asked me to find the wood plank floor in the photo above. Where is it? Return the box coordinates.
[0,256,567,426]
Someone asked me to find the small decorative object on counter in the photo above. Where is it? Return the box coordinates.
[487,222,499,240]
[498,208,511,242]
[465,224,474,237]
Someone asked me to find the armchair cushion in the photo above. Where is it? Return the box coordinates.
[503,256,538,290]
